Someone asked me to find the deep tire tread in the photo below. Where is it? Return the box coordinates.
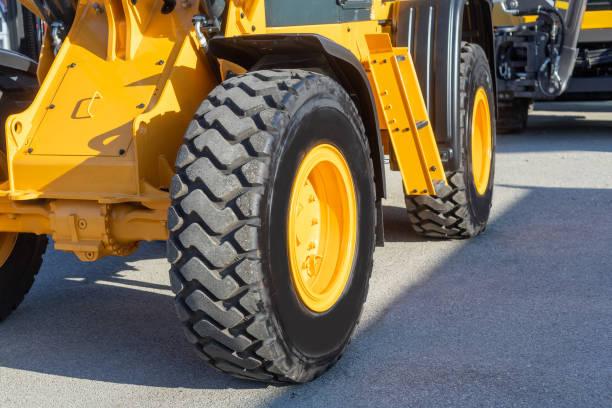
[0,234,48,321]
[405,42,493,239]
[168,70,373,383]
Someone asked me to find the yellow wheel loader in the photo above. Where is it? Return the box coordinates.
[0,0,502,382]
[494,0,609,132]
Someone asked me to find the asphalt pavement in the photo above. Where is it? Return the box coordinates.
[1,101,611,407]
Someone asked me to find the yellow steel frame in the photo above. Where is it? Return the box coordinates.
[4,0,218,260]
[3,0,447,260]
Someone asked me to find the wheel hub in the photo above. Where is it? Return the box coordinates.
[471,87,492,195]
[287,144,357,312]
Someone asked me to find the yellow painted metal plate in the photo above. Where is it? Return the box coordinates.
[364,34,446,195]
[27,2,170,157]
[5,0,217,200]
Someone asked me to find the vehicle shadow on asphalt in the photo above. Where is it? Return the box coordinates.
[0,241,267,390]
[264,185,612,407]
[1,185,610,405]
[380,205,433,243]
[0,203,428,390]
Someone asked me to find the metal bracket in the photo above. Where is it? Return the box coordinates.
[439,148,453,163]
[192,15,220,51]
[338,0,373,9]
[50,22,65,56]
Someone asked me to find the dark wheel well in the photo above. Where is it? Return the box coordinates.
[208,35,386,201]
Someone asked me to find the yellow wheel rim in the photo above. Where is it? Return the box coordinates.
[471,87,492,195]
[0,151,17,267]
[287,144,357,313]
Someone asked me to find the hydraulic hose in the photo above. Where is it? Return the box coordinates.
[555,0,588,93]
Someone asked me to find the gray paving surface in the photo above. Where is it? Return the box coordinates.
[1,101,611,407]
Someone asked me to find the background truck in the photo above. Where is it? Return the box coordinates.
[0,0,583,383]
[494,0,610,132]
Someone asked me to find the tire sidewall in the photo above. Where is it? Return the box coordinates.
[262,84,375,365]
[463,46,496,227]
[0,233,47,321]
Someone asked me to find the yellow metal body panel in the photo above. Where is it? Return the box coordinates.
[3,0,218,258]
[224,0,443,195]
[6,0,217,201]
[1,0,450,259]
[364,34,446,195]
[225,0,393,61]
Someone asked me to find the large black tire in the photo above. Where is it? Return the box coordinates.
[18,6,41,60]
[405,42,496,238]
[0,75,48,322]
[167,70,377,382]
[0,233,48,321]
[497,98,530,134]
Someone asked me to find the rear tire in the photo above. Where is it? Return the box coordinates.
[167,70,376,382]
[0,234,48,321]
[405,42,496,238]
[0,76,48,322]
